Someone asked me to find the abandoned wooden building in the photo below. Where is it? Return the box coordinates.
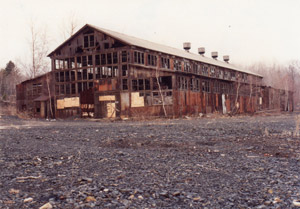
[16,24,294,118]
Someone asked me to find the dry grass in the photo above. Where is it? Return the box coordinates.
[0,104,17,116]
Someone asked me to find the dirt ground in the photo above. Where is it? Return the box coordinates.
[1,113,300,208]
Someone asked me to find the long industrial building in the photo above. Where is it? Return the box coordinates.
[16,24,293,118]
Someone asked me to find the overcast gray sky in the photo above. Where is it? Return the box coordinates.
[1,0,300,69]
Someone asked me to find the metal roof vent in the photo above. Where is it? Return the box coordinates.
[198,47,205,55]
[183,42,191,52]
[211,51,218,59]
[223,55,230,63]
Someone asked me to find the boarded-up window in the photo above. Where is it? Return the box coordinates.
[131,92,144,107]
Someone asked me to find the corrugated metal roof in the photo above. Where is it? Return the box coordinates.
[89,24,262,77]
[49,24,262,77]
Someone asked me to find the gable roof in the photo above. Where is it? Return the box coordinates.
[49,24,262,77]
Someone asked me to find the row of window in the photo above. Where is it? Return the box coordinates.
[54,51,128,70]
[132,50,249,82]
[56,82,94,95]
[177,77,235,94]
[55,66,120,82]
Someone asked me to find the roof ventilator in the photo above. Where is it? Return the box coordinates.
[211,51,218,59]
[183,42,191,52]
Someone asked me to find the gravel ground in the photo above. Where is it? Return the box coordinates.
[1,113,300,209]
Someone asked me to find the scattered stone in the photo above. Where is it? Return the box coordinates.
[9,188,20,194]
[193,196,203,201]
[273,197,282,203]
[39,202,53,209]
[138,195,143,200]
[172,191,181,196]
[86,196,96,202]
[293,200,300,207]
[128,194,135,200]
[24,197,33,203]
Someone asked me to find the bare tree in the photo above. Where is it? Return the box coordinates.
[156,67,167,117]
[59,12,80,42]
[18,20,51,79]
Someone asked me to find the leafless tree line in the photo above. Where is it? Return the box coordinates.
[241,60,300,104]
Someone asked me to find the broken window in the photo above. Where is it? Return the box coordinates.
[66,84,70,95]
[122,79,128,90]
[192,63,198,74]
[71,70,75,81]
[90,35,94,47]
[104,43,109,49]
[224,71,229,79]
[89,82,93,89]
[202,80,210,92]
[231,71,236,80]
[153,79,159,90]
[96,67,101,79]
[242,73,247,82]
[202,66,209,76]
[161,57,170,69]
[121,51,127,63]
[77,57,82,68]
[88,55,93,66]
[219,69,224,79]
[84,36,89,48]
[78,82,82,93]
[60,72,65,82]
[210,67,215,77]
[107,66,112,77]
[154,76,172,90]
[83,69,87,80]
[196,79,200,91]
[138,79,144,90]
[82,56,87,67]
[101,67,107,78]
[83,82,87,91]
[147,54,157,66]
[214,81,220,93]
[60,84,65,95]
[71,83,76,94]
[64,58,69,69]
[77,70,82,80]
[196,64,201,75]
[174,60,181,71]
[55,85,59,95]
[107,53,112,64]
[134,51,145,64]
[113,52,118,64]
[113,66,118,77]
[55,72,59,82]
[145,79,150,90]
[122,65,128,77]
[101,54,106,65]
[152,90,173,105]
[32,83,42,96]
[70,58,75,68]
[65,71,70,82]
[95,55,100,66]
[83,34,95,48]
[184,61,191,72]
[132,80,138,91]
[55,60,60,70]
[190,78,193,90]
[88,68,93,80]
